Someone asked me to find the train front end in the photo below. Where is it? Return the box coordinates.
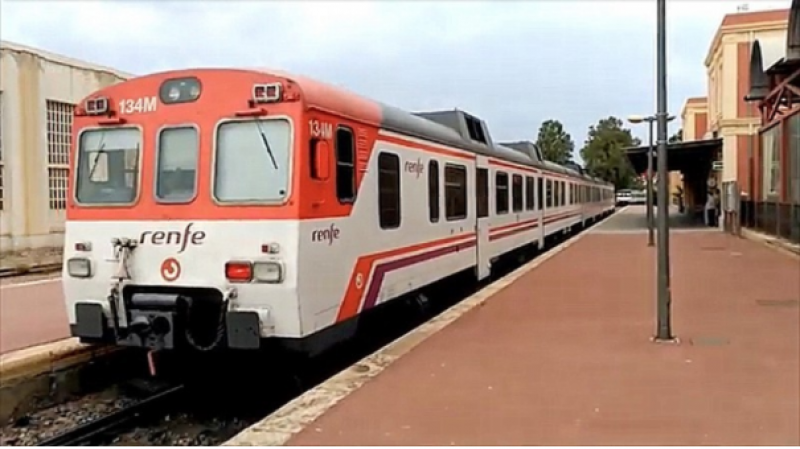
[63,69,305,353]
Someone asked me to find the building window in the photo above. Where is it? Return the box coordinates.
[761,125,781,199]
[428,160,440,222]
[512,174,523,212]
[335,126,356,203]
[525,176,534,210]
[789,114,800,205]
[496,172,509,214]
[476,167,489,218]
[47,100,74,210]
[445,164,467,220]
[378,152,401,229]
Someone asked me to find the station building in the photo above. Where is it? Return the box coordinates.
[628,7,792,231]
[0,40,132,254]
[742,1,800,243]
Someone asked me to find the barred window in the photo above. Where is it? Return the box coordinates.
[761,125,781,200]
[47,100,75,210]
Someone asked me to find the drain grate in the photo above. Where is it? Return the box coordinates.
[690,336,730,346]
[700,245,727,251]
[756,299,800,307]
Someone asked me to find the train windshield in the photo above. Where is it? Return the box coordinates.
[75,128,141,205]
[213,118,291,203]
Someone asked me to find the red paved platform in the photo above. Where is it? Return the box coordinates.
[0,278,68,354]
[288,225,800,445]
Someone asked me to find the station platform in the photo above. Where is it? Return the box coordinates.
[0,277,68,354]
[246,206,800,446]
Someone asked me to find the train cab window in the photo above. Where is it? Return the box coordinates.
[476,167,489,218]
[214,119,291,202]
[537,178,543,210]
[546,179,553,208]
[495,172,509,214]
[155,126,198,203]
[378,152,401,229]
[445,164,468,221]
[525,176,534,210]
[429,160,440,223]
[512,174,523,212]
[75,127,141,205]
[335,126,356,203]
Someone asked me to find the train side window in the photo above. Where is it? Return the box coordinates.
[537,177,543,210]
[429,160,440,223]
[546,179,553,208]
[495,172,509,214]
[554,181,560,207]
[378,152,401,229]
[445,164,468,221]
[512,174,523,212]
[561,181,566,206]
[568,183,572,205]
[525,176,534,210]
[335,126,356,203]
[155,126,198,203]
[476,167,489,218]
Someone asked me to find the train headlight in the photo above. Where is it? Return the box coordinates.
[67,257,92,278]
[159,77,202,104]
[253,261,283,283]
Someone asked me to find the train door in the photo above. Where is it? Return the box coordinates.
[475,157,491,281]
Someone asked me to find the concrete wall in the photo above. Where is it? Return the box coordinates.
[0,40,132,254]
[704,9,788,197]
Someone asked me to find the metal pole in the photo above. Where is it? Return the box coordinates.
[655,0,673,341]
[647,119,655,247]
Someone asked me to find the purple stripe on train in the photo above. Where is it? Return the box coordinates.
[361,239,478,311]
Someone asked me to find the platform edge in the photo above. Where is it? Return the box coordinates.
[222,214,613,447]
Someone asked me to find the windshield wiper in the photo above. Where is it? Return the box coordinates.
[254,120,279,170]
[88,142,107,180]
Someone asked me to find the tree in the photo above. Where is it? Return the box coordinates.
[668,128,683,143]
[534,119,575,165]
[579,116,641,190]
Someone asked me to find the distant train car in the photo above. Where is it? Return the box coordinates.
[63,68,614,360]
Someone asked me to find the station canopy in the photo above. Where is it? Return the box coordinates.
[624,138,722,175]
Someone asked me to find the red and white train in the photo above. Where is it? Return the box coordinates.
[62,68,615,358]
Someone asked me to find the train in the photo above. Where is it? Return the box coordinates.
[62,68,615,364]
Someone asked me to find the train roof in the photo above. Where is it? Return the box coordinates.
[127,67,612,186]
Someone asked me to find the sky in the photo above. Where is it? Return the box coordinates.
[0,0,792,163]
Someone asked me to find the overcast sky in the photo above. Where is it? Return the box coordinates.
[0,0,791,161]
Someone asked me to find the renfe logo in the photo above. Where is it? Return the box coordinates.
[405,158,424,178]
[140,222,206,254]
[311,223,340,245]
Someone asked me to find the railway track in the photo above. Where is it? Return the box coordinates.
[0,262,62,278]
[35,384,186,446]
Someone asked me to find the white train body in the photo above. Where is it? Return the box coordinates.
[63,68,614,356]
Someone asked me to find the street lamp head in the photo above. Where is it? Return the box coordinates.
[667,115,676,122]
[627,115,645,124]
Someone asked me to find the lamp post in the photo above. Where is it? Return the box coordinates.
[654,0,674,342]
[627,114,675,247]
